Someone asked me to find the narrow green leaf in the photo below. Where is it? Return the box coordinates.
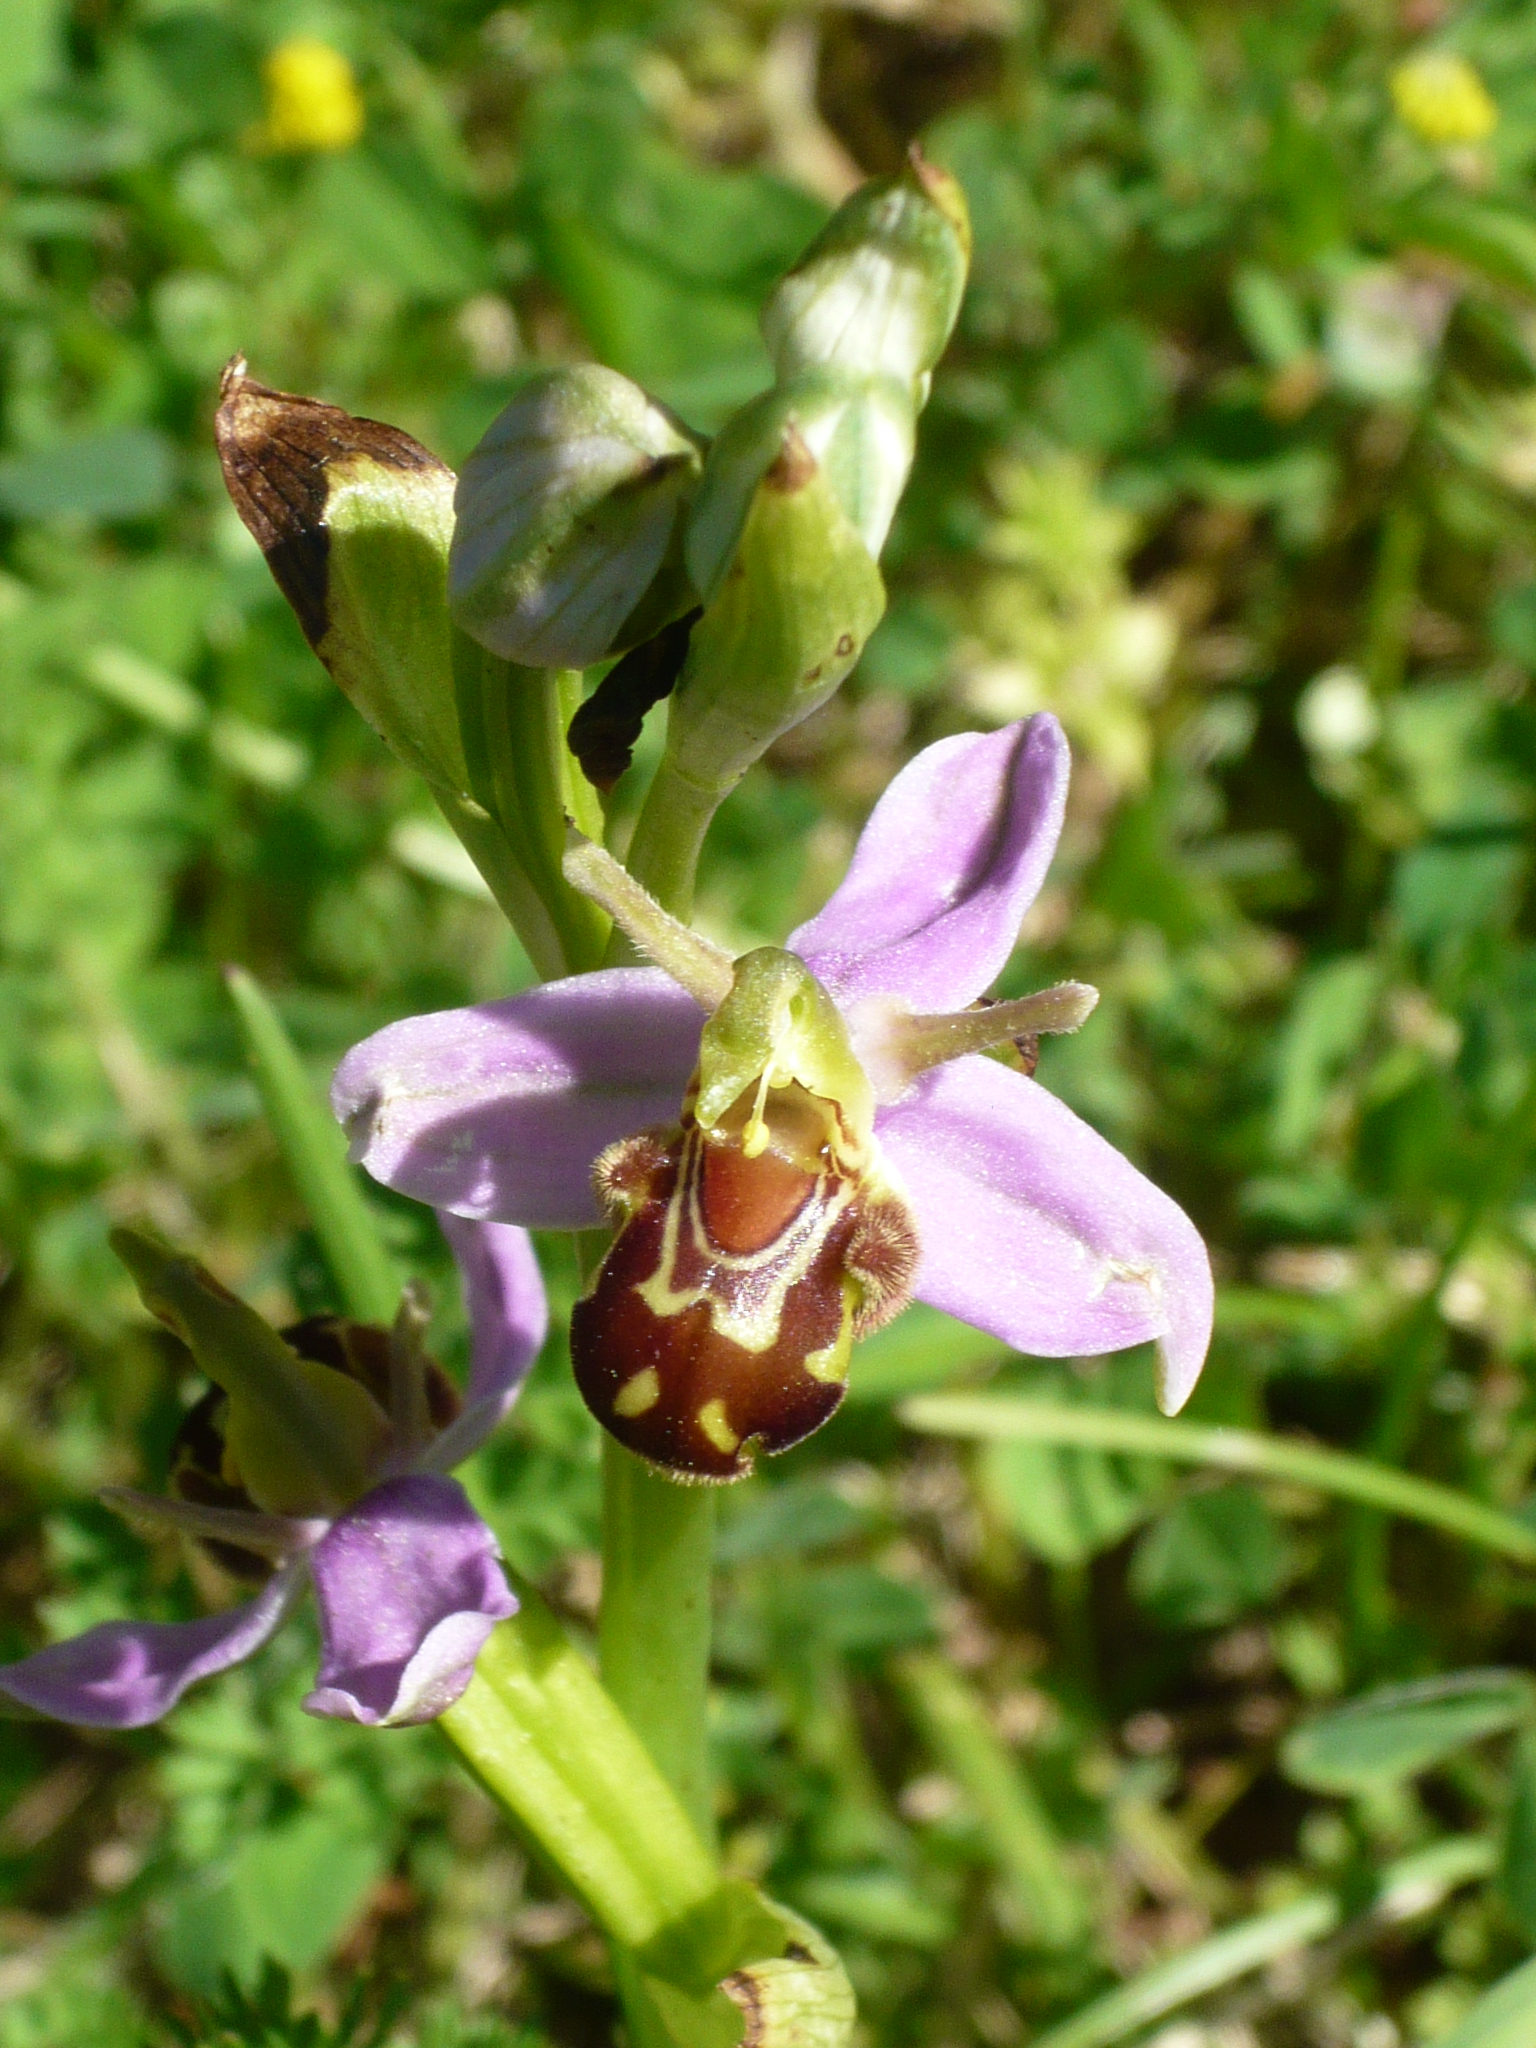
[900,1396,1536,1568]
[1282,1671,1534,1796]
[224,966,399,1325]
[1032,1837,1493,2048]
[1435,1953,1536,2048]
[891,1650,1087,1949]
[1499,1730,1536,1942]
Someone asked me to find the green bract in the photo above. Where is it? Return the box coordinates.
[661,425,886,808]
[448,365,705,669]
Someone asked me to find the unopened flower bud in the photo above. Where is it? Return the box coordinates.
[761,149,970,395]
[662,424,885,802]
[216,357,466,796]
[111,1229,389,1517]
[449,366,705,669]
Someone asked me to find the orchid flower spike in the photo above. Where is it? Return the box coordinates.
[0,1219,546,1730]
[335,716,1213,1482]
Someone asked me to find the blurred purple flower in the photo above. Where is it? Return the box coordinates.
[0,1219,545,1730]
[334,715,1213,1413]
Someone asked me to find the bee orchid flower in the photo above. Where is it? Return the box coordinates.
[0,1218,545,1729]
[334,716,1213,1481]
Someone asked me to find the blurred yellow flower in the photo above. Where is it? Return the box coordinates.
[258,37,364,153]
[1390,50,1497,145]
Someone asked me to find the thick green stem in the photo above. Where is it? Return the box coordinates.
[595,768,724,1847]
[612,752,730,936]
[599,1438,718,1844]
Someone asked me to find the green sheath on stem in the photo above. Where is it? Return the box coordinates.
[439,1598,718,1951]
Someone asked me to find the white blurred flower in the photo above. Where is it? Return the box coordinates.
[1324,266,1454,404]
[1297,666,1381,759]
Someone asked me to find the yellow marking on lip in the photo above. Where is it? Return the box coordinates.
[697,1399,740,1455]
[802,1328,851,1384]
[613,1368,660,1418]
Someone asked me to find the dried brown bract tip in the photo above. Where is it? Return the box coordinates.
[215,355,449,647]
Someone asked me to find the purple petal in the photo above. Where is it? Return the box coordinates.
[0,1563,305,1728]
[426,1217,549,1469]
[303,1475,515,1726]
[790,716,1070,1013]
[877,1057,1213,1413]
[332,969,702,1229]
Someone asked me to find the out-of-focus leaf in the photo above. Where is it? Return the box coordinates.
[0,429,174,521]
[1393,196,1536,301]
[778,1566,935,1659]
[518,66,824,424]
[1432,1952,1536,2048]
[0,0,63,113]
[717,1479,871,1565]
[306,150,486,300]
[1129,1485,1294,1628]
[977,1364,1167,1568]
[844,1302,1007,1405]
[1281,1671,1533,1795]
[791,1870,952,1949]
[1269,954,1378,1159]
[1499,1730,1536,1943]
[156,1789,391,1992]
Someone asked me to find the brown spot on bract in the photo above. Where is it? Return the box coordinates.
[722,1970,764,2047]
[835,633,854,657]
[215,355,449,648]
[764,423,818,494]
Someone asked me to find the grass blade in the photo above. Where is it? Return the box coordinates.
[901,1397,1536,1569]
[225,965,399,1324]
